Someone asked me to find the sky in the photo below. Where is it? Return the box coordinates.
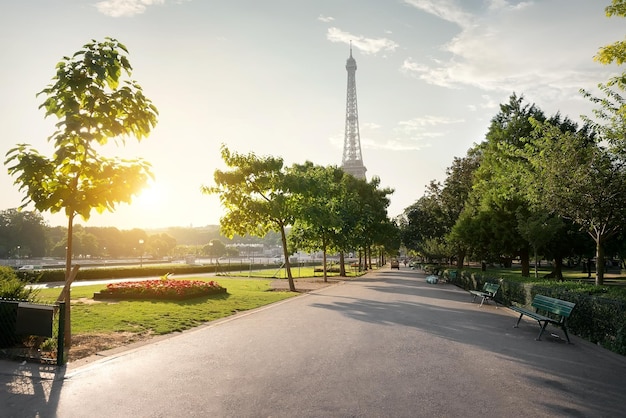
[0,0,623,231]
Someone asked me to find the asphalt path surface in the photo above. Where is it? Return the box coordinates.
[3,268,626,417]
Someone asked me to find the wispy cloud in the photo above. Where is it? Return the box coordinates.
[95,0,164,17]
[402,0,473,28]
[362,135,434,151]
[355,116,462,152]
[327,27,398,55]
[318,15,334,23]
[399,0,620,105]
[397,116,464,132]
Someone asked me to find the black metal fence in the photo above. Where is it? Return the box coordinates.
[0,298,66,366]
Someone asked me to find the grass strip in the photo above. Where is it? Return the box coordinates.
[35,278,295,335]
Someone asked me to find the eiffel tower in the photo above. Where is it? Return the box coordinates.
[341,45,367,180]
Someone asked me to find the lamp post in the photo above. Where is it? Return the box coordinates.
[16,245,20,266]
[139,239,144,268]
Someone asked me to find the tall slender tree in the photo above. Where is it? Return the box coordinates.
[5,38,158,349]
[203,145,298,291]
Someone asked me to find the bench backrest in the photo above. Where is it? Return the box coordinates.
[483,282,500,296]
[531,295,575,319]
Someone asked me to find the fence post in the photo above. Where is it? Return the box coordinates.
[57,301,66,366]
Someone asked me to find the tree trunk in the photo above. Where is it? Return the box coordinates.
[279,225,295,291]
[520,246,530,277]
[361,248,367,271]
[533,247,538,279]
[339,252,346,277]
[455,248,465,270]
[322,247,328,283]
[595,236,605,286]
[64,213,74,349]
[553,254,564,281]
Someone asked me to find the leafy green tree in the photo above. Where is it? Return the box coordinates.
[524,120,626,285]
[203,145,298,291]
[287,163,345,282]
[0,209,48,258]
[400,182,448,259]
[595,0,626,65]
[0,266,37,300]
[5,38,158,348]
[76,230,100,258]
[399,150,480,267]
[470,94,550,275]
[203,239,227,263]
[146,233,177,259]
[346,175,394,271]
[440,152,481,268]
[516,210,564,279]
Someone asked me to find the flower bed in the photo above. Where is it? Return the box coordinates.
[93,278,227,301]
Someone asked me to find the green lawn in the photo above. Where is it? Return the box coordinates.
[36,278,296,335]
[225,265,363,279]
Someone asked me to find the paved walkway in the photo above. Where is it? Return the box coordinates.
[2,268,626,417]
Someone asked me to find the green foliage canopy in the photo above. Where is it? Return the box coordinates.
[5,38,158,221]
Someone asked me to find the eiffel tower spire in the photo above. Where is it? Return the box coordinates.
[341,43,367,180]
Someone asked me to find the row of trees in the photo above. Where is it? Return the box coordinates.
[0,209,174,259]
[204,145,399,291]
[0,208,290,261]
[398,3,626,286]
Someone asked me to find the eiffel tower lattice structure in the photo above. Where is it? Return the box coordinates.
[341,45,367,180]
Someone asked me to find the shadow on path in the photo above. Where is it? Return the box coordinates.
[309,270,626,417]
[0,360,65,417]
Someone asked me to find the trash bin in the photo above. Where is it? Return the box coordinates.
[16,302,54,338]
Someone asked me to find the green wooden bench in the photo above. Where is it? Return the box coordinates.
[509,295,576,343]
[469,282,500,308]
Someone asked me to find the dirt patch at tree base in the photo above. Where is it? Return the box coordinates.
[269,277,343,292]
[69,331,154,361]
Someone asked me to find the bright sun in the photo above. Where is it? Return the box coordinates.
[136,183,162,208]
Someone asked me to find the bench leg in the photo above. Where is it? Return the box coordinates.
[479,296,486,307]
[536,320,549,341]
[490,298,499,309]
[514,313,524,328]
[561,326,572,344]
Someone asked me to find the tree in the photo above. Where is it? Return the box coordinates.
[5,38,158,349]
[595,0,626,65]
[0,209,48,259]
[525,120,626,285]
[147,233,177,259]
[456,94,547,275]
[350,176,394,270]
[399,150,480,267]
[440,152,481,268]
[516,210,564,279]
[203,145,298,291]
[203,239,227,263]
[287,163,346,282]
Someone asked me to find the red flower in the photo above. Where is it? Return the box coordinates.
[100,279,225,300]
